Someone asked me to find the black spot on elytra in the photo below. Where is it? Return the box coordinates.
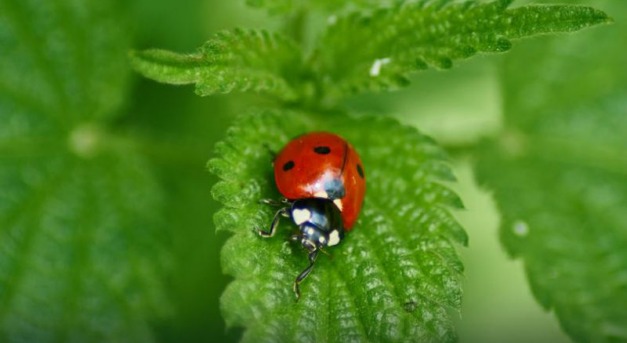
[313,146,331,154]
[283,160,295,171]
[356,164,364,178]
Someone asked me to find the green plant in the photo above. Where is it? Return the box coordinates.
[1,0,624,342]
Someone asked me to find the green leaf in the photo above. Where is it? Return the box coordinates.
[0,0,170,341]
[209,110,467,342]
[313,0,611,99]
[244,0,387,14]
[245,0,293,13]
[130,29,303,101]
[475,2,627,341]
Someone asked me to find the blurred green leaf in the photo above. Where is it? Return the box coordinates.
[244,0,297,13]
[0,0,170,341]
[209,110,467,342]
[475,1,627,341]
[244,0,387,15]
[130,29,303,101]
[313,0,611,99]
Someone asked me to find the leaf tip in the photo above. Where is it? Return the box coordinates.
[570,6,613,29]
[128,48,204,85]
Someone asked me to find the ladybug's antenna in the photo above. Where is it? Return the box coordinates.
[318,247,332,258]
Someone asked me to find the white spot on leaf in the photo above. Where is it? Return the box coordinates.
[369,58,391,77]
[69,124,101,158]
[513,220,529,237]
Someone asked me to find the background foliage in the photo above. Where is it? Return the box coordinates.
[0,0,624,342]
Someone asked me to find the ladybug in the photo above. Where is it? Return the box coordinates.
[257,132,366,299]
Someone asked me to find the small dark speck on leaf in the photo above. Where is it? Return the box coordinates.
[403,300,417,313]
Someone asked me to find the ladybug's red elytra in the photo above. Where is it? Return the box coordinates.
[257,132,366,300]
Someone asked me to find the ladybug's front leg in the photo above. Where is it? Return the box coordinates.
[293,249,319,300]
[257,207,289,237]
[259,198,290,207]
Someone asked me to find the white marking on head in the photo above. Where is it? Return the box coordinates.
[292,208,311,225]
[314,190,329,199]
[333,199,343,212]
[306,227,315,236]
[318,236,327,245]
[328,230,341,246]
[369,58,391,77]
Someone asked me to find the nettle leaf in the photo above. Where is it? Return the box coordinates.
[130,29,303,101]
[313,0,611,98]
[209,110,467,342]
[475,2,627,341]
[0,0,169,342]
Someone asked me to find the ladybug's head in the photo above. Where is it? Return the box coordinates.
[289,198,344,250]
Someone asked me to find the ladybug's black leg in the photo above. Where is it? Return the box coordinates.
[259,199,283,206]
[258,207,288,237]
[259,198,286,207]
[293,249,319,300]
